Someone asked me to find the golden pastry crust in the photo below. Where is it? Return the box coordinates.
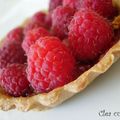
[0,0,120,111]
[112,15,120,29]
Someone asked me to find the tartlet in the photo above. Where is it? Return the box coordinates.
[0,0,120,111]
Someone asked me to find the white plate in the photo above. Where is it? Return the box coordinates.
[0,0,120,120]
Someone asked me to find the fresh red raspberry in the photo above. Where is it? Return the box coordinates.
[3,27,24,44]
[63,0,118,19]
[49,0,63,11]
[24,12,46,34]
[68,9,113,62]
[0,64,30,97]
[51,6,75,39]
[63,0,81,10]
[80,0,118,19]
[27,36,75,93]
[0,42,26,69]
[22,27,50,54]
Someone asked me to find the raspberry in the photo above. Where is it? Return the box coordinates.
[0,64,30,97]
[0,42,26,69]
[63,0,118,19]
[27,36,75,93]
[51,6,75,39]
[80,0,118,19]
[63,0,81,10]
[49,0,63,11]
[24,12,46,34]
[68,9,113,62]
[3,27,24,44]
[22,27,50,54]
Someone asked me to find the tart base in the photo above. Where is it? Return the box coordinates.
[0,40,120,111]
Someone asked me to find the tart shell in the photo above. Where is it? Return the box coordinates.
[0,0,120,111]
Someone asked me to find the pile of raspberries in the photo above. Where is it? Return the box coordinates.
[0,0,118,97]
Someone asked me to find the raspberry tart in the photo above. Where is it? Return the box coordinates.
[0,0,120,111]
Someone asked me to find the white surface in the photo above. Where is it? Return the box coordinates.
[0,0,120,120]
